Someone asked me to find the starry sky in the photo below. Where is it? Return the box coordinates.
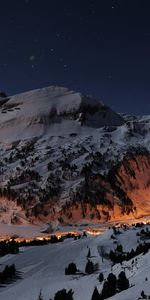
[1,0,150,114]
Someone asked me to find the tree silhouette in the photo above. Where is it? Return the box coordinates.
[85,260,94,274]
[118,271,129,291]
[54,289,74,300]
[87,248,91,258]
[65,263,77,275]
[99,272,104,283]
[91,287,99,300]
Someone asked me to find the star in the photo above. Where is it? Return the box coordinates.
[56,33,61,38]
[29,55,35,61]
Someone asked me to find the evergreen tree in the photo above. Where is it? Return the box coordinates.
[87,248,91,258]
[101,273,117,298]
[91,287,99,300]
[54,289,73,300]
[0,264,16,284]
[98,272,104,283]
[107,273,117,294]
[65,263,77,275]
[141,290,146,298]
[117,271,129,291]
[101,280,109,299]
[85,260,94,274]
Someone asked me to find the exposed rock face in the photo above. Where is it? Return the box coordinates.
[109,150,150,218]
[57,151,150,224]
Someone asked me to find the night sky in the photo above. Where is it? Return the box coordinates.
[0,0,150,114]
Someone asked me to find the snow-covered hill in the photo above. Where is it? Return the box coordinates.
[0,224,150,300]
[0,86,150,225]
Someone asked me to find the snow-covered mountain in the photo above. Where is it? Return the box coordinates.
[0,86,150,225]
[0,86,124,142]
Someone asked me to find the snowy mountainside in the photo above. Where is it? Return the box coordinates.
[0,224,150,300]
[0,86,150,224]
[0,86,124,142]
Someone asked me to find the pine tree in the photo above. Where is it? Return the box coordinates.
[87,248,91,258]
[85,260,94,274]
[65,262,77,275]
[107,273,117,295]
[99,272,104,283]
[91,287,99,300]
[141,290,146,298]
[101,273,117,298]
[101,280,109,299]
[117,271,129,291]
[54,289,73,300]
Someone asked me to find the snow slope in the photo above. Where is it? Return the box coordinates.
[0,86,124,142]
[0,225,150,300]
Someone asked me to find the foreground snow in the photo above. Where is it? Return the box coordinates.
[0,226,150,300]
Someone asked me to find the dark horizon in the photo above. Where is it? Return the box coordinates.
[1,0,150,115]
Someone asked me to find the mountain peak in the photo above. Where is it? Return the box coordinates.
[0,86,124,142]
